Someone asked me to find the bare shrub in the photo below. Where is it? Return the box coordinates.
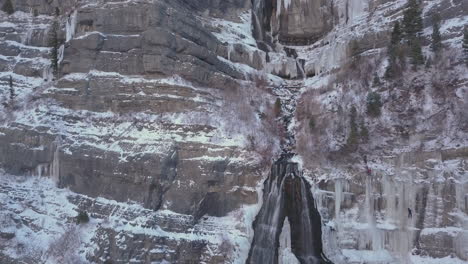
[42,226,85,264]
[219,79,281,167]
[253,72,272,95]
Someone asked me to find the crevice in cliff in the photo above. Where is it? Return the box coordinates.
[146,148,178,211]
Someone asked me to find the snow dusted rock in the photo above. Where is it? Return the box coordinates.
[0,175,257,263]
[1,0,271,236]
[273,0,334,45]
[0,0,467,263]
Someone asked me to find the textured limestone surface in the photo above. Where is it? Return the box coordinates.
[0,0,467,263]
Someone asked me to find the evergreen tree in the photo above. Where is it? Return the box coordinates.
[385,21,402,79]
[391,21,402,45]
[372,73,381,87]
[410,37,424,67]
[308,117,315,131]
[366,92,382,117]
[360,120,369,143]
[402,0,423,39]
[1,0,14,15]
[402,0,424,68]
[49,19,59,77]
[463,28,468,66]
[346,106,359,149]
[274,98,281,117]
[431,15,442,54]
[8,75,14,101]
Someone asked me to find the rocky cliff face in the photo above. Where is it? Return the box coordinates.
[0,0,467,263]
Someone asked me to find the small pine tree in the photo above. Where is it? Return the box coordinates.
[75,211,90,224]
[49,19,59,77]
[360,120,369,143]
[402,0,423,39]
[402,0,424,69]
[372,73,381,87]
[308,117,315,131]
[463,28,468,66]
[1,0,14,15]
[390,21,402,46]
[366,92,382,117]
[274,98,281,117]
[346,106,359,149]
[410,37,424,68]
[431,15,442,54]
[385,21,403,79]
[8,75,14,101]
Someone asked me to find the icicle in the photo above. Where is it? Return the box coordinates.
[51,137,61,184]
[248,49,254,65]
[21,14,33,45]
[66,10,78,42]
[276,0,282,18]
[296,59,305,80]
[42,60,54,83]
[252,0,264,42]
[455,178,467,213]
[279,218,300,264]
[35,164,50,178]
[58,44,65,65]
[383,175,396,223]
[21,28,33,45]
[335,179,343,221]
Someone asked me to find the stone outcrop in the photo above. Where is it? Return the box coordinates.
[0,0,266,220]
[0,0,467,263]
[272,0,334,45]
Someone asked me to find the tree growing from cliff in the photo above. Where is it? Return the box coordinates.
[49,19,60,77]
[1,0,14,15]
[402,0,424,67]
[75,211,89,224]
[372,73,381,87]
[385,22,403,78]
[366,92,382,117]
[410,37,424,67]
[463,28,468,66]
[346,106,359,150]
[360,120,369,143]
[402,0,423,39]
[274,98,282,117]
[391,21,403,45]
[308,117,315,131]
[431,15,442,54]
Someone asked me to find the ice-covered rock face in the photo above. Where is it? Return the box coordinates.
[273,0,334,45]
[247,159,328,264]
[1,0,468,263]
[252,0,334,47]
[0,0,275,220]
